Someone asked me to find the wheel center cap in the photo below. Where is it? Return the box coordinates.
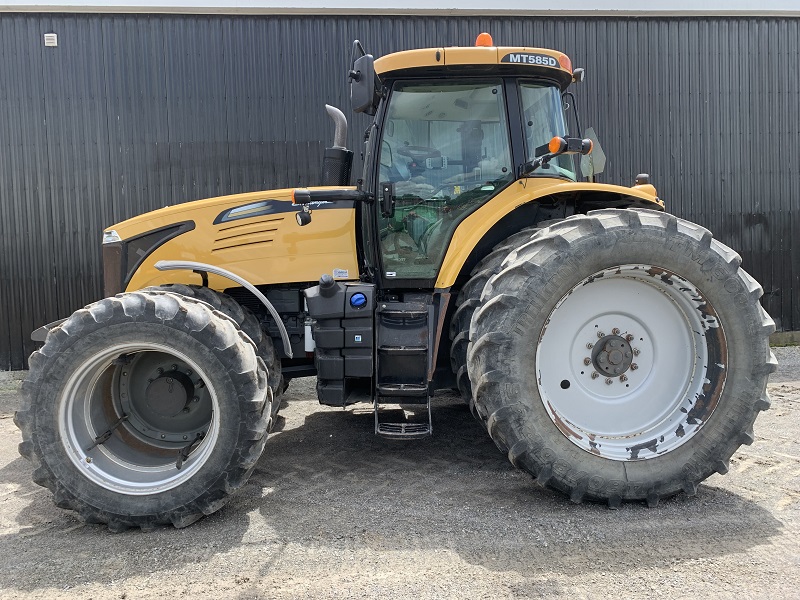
[592,335,634,376]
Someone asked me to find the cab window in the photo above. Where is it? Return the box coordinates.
[377,80,513,280]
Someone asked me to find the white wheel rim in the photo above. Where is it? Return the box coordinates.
[58,343,221,495]
[536,264,727,461]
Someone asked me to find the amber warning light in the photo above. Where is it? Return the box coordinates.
[475,32,494,47]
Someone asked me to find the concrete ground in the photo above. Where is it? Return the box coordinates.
[0,347,798,599]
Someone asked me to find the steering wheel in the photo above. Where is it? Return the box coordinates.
[396,146,441,162]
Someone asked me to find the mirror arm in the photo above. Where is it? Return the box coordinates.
[562,91,583,136]
[520,137,593,177]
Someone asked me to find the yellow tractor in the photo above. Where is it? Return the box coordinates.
[16,34,775,530]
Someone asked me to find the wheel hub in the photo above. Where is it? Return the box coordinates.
[592,335,633,376]
[117,353,211,444]
[145,372,194,418]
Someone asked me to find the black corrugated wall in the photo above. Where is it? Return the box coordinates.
[1,14,798,369]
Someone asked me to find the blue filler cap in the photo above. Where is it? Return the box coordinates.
[349,292,367,309]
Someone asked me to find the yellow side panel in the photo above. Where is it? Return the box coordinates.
[435,178,663,288]
[118,188,360,292]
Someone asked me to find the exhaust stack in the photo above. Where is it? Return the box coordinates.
[321,104,354,186]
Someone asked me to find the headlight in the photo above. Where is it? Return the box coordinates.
[103,230,122,244]
[101,222,194,297]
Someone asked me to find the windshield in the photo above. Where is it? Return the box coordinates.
[378,80,513,280]
[519,82,576,180]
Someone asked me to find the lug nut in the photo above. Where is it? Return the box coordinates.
[631,363,638,370]
[633,348,640,356]
[626,334,634,341]
[605,378,613,385]
[193,396,199,402]
[597,331,605,338]
[612,328,620,335]
[183,407,190,413]
[583,357,592,365]
[161,434,166,439]
[586,343,594,349]
[85,457,92,464]
[157,368,164,375]
[591,372,599,379]
[620,374,628,382]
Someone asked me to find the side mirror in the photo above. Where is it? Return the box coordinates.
[572,68,586,83]
[350,54,377,115]
[580,127,606,179]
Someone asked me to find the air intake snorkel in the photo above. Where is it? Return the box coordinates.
[321,104,353,186]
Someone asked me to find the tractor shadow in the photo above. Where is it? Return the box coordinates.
[0,378,784,592]
[249,382,785,576]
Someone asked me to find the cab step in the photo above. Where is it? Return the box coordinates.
[374,296,433,439]
[374,396,433,440]
[376,383,428,397]
[376,421,431,439]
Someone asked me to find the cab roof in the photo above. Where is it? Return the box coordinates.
[374,43,575,90]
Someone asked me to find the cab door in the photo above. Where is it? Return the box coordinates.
[375,79,515,286]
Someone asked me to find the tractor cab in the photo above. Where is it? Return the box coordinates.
[299,35,601,434]
[347,34,593,286]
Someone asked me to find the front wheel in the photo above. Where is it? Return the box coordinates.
[468,209,776,507]
[15,291,270,530]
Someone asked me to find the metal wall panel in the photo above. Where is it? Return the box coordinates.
[0,14,798,369]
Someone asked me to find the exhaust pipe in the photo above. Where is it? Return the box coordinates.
[322,104,353,186]
[325,104,348,149]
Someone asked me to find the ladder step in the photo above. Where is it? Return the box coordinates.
[377,302,428,319]
[379,310,427,318]
[378,345,427,354]
[376,422,432,439]
[377,383,428,397]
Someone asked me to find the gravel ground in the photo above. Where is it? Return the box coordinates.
[1,347,799,599]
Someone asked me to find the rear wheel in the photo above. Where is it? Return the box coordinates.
[15,291,270,530]
[468,209,776,506]
[450,225,544,409]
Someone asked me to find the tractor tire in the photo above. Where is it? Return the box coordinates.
[450,223,555,410]
[14,291,271,531]
[142,284,285,429]
[468,209,776,507]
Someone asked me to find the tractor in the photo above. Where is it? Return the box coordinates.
[15,33,775,531]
